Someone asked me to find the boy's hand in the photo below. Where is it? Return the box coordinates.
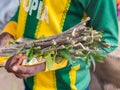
[5,54,46,79]
[0,32,14,46]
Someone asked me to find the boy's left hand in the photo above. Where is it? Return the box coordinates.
[5,54,46,79]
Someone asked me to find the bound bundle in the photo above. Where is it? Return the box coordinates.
[0,17,110,69]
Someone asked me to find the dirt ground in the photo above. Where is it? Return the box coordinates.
[0,67,24,90]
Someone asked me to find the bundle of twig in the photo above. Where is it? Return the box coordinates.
[0,17,111,69]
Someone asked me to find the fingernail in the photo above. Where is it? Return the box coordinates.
[13,66,18,72]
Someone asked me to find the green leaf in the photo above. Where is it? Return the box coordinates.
[84,50,90,64]
[36,54,42,58]
[65,45,72,50]
[58,49,73,64]
[26,47,34,62]
[26,49,30,56]
[90,55,96,72]
[44,51,54,70]
[85,55,89,64]
[53,50,57,62]
[91,52,104,63]
[33,47,41,54]
[55,56,64,64]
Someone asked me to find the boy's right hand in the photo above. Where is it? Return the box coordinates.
[0,32,14,47]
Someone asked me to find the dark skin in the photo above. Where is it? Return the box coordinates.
[0,32,46,79]
[0,32,14,46]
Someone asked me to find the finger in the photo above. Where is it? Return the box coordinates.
[12,65,28,74]
[5,54,22,72]
[0,32,13,46]
[13,54,23,65]
[13,65,36,74]
[12,63,45,75]
[6,55,19,72]
[9,54,22,66]
[5,55,15,72]
[9,54,24,70]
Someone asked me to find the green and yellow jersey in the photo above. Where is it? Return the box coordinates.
[1,0,118,90]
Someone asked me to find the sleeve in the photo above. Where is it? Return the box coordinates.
[1,6,20,39]
[85,0,119,57]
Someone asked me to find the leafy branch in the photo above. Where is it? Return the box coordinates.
[0,17,111,70]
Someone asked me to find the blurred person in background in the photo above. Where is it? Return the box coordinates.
[0,0,19,30]
[117,0,120,20]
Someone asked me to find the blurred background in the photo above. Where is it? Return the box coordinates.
[0,0,19,30]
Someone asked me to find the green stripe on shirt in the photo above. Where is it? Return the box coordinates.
[62,0,84,32]
[55,66,71,90]
[24,76,34,90]
[23,0,40,39]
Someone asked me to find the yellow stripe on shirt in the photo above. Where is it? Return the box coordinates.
[33,71,56,90]
[16,0,28,39]
[35,0,70,38]
[69,65,80,90]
